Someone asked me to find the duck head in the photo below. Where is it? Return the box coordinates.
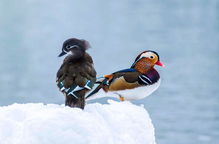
[58,38,90,57]
[131,50,165,73]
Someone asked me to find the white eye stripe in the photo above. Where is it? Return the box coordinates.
[139,52,156,59]
[66,45,79,50]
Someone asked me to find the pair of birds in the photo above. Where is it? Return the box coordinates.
[56,38,165,109]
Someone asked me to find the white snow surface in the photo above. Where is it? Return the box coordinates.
[0,100,156,144]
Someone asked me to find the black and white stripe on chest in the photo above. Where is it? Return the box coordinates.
[138,75,153,85]
[138,69,160,85]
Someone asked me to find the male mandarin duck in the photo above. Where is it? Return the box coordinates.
[86,50,164,101]
[56,38,96,109]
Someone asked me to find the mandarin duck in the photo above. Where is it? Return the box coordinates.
[56,38,96,109]
[86,50,164,101]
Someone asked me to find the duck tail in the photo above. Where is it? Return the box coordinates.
[85,77,109,99]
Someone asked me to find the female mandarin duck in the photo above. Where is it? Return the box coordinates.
[56,38,96,109]
[86,50,165,101]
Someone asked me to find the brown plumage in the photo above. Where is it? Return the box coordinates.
[56,38,96,109]
[104,71,141,91]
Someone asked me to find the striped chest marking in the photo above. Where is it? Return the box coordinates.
[138,75,153,85]
[138,68,160,85]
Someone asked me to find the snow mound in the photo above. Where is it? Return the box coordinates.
[0,101,156,144]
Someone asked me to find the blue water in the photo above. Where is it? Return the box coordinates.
[0,0,219,144]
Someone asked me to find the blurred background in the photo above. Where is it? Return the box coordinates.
[0,0,219,144]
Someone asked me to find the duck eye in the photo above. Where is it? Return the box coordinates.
[66,45,71,49]
[150,56,154,59]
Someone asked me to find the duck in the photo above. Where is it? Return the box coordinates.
[86,50,164,101]
[56,38,96,109]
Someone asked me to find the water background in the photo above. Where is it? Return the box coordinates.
[0,0,219,144]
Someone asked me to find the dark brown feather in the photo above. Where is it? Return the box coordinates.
[57,53,96,88]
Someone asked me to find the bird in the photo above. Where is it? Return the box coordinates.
[56,38,96,109]
[86,50,164,101]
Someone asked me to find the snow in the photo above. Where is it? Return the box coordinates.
[0,101,156,144]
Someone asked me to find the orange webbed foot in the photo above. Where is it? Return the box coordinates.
[119,96,125,101]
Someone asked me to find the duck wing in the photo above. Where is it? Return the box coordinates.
[56,54,96,92]
[86,68,141,99]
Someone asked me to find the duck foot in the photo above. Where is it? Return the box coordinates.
[114,93,125,101]
[119,96,125,101]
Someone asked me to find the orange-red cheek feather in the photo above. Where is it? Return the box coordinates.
[134,58,154,74]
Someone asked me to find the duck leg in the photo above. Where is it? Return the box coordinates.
[114,92,125,101]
